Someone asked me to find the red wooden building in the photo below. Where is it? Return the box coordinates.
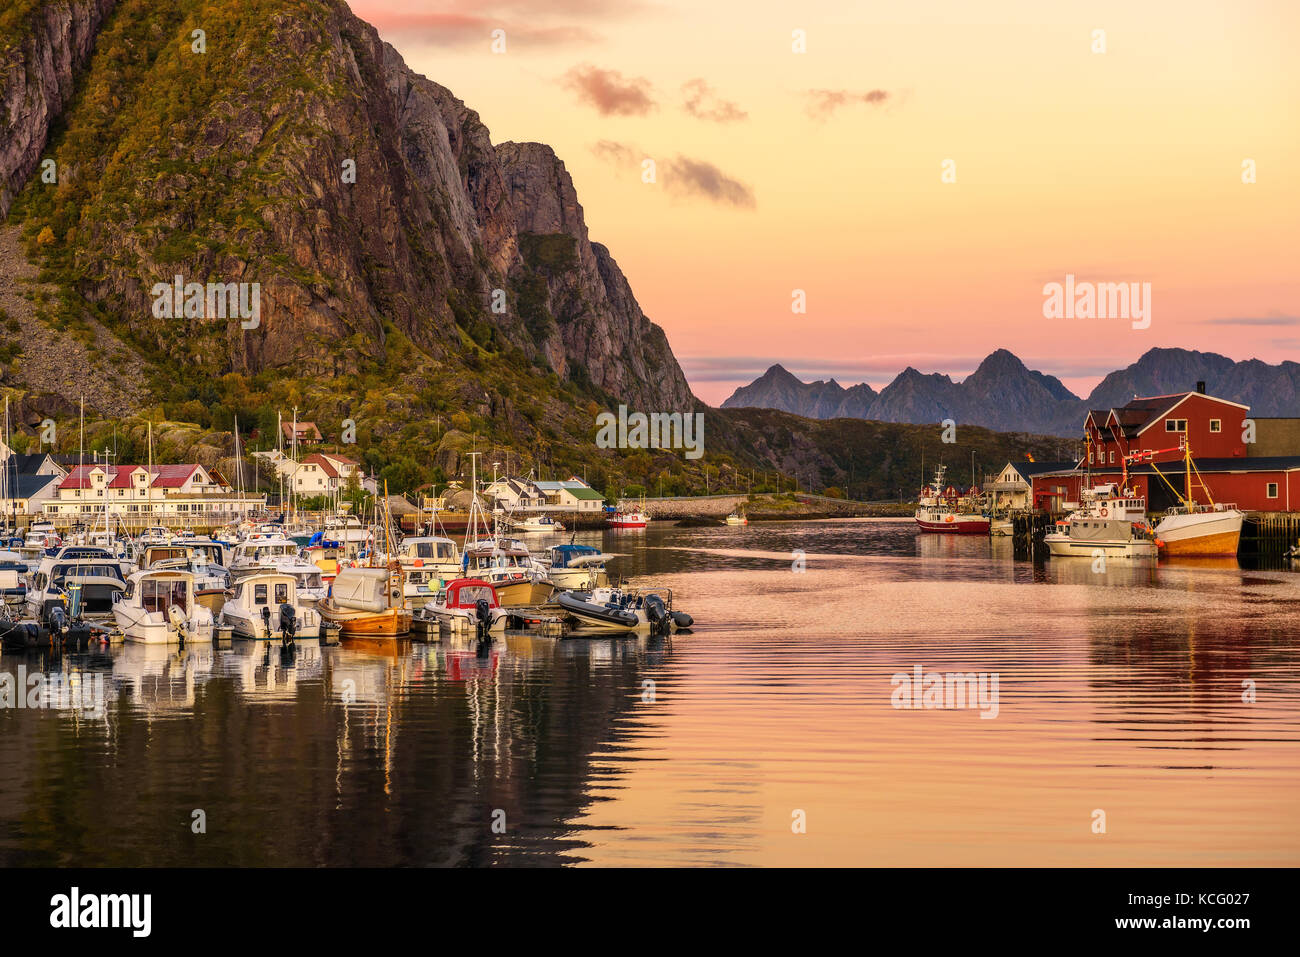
[1032,387,1300,513]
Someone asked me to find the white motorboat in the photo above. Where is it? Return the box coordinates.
[390,535,461,579]
[511,514,566,534]
[24,525,62,554]
[545,543,614,590]
[417,578,507,637]
[1044,484,1156,559]
[137,526,174,547]
[113,569,215,644]
[229,536,300,574]
[220,571,321,640]
[725,510,748,526]
[322,515,372,559]
[25,546,130,624]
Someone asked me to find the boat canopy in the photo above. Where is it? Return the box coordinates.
[550,544,601,567]
[444,579,499,609]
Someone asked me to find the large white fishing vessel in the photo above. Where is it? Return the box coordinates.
[1043,483,1156,558]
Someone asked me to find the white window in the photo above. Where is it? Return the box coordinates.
[1109,451,1115,464]
[1266,482,1279,499]
[1209,419,1221,433]
[1166,418,1187,432]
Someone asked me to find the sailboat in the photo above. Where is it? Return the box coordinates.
[1132,438,1244,558]
[316,482,412,637]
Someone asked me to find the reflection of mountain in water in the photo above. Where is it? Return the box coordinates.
[0,633,674,866]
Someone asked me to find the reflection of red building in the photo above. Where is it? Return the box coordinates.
[1033,387,1300,513]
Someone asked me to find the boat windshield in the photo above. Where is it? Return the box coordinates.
[451,584,495,607]
[52,563,125,583]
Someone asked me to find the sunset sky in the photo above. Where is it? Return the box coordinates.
[349,0,1299,405]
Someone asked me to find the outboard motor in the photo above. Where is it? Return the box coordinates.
[643,594,671,636]
[278,603,297,647]
[261,604,272,640]
[474,597,492,643]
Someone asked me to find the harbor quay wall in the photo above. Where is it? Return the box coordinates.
[637,494,891,521]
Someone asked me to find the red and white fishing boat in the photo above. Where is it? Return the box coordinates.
[607,498,650,529]
[914,465,990,534]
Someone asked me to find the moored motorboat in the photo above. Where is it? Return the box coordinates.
[725,509,748,526]
[317,564,412,637]
[461,542,555,606]
[559,586,693,635]
[545,543,614,590]
[113,569,215,644]
[220,571,321,640]
[511,514,566,534]
[417,578,507,638]
[607,509,648,529]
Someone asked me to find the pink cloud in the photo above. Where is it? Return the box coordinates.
[562,65,656,115]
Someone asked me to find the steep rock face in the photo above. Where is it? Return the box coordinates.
[496,141,695,412]
[4,0,695,414]
[0,0,116,218]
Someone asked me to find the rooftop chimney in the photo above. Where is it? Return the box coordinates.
[1196,381,1206,394]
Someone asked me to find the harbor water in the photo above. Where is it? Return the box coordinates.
[0,518,1296,866]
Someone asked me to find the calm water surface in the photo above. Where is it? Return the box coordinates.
[1,519,1297,866]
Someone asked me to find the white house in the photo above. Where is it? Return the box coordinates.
[291,453,362,496]
[534,478,606,513]
[0,473,62,516]
[483,477,548,511]
[43,464,264,519]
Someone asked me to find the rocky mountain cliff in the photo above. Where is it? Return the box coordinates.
[1,0,693,415]
[0,0,117,219]
[723,348,1300,436]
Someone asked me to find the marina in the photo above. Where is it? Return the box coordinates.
[0,517,1295,867]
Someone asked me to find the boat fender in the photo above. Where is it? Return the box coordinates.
[1100,508,1108,517]
[670,611,694,629]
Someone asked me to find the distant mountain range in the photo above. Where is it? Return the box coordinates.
[721,348,1300,437]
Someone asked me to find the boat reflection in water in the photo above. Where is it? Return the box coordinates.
[1,518,1297,869]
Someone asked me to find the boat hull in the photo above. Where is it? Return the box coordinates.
[1044,534,1157,559]
[318,605,412,638]
[490,579,555,607]
[915,514,989,534]
[1154,511,1243,558]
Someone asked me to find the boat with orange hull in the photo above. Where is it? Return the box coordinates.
[317,485,411,638]
[1129,439,1244,559]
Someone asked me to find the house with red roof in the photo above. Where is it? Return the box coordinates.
[291,452,362,496]
[43,463,264,520]
[1031,386,1300,513]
